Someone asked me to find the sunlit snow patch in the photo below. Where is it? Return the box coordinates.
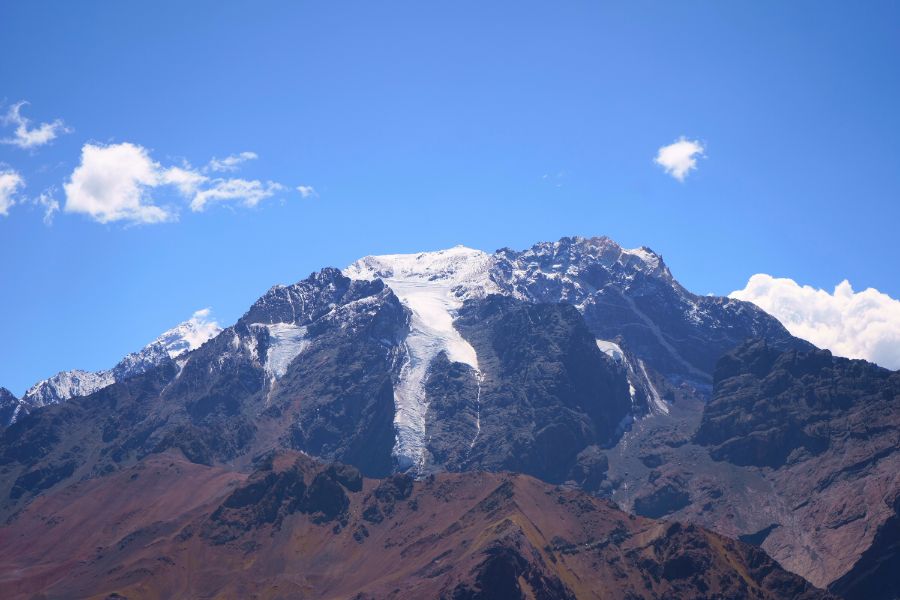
[595,339,625,363]
[261,323,310,379]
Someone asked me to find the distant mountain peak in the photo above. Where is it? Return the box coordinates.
[153,308,222,359]
[344,245,497,299]
[15,309,222,418]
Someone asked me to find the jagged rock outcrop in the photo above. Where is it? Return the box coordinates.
[445,296,632,481]
[490,237,801,384]
[0,387,23,427]
[694,340,900,590]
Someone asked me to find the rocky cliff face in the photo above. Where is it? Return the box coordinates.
[602,338,900,592]
[0,451,833,600]
[490,237,800,385]
[449,296,632,482]
[694,340,900,592]
[0,387,22,429]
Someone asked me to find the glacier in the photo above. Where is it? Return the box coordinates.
[345,246,496,470]
[259,322,310,379]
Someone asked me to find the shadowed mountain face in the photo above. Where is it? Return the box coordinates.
[447,296,632,482]
[0,268,408,516]
[0,388,19,427]
[0,451,833,600]
[695,341,900,595]
[490,237,799,384]
[602,339,900,594]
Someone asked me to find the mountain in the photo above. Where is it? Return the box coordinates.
[0,450,833,600]
[0,235,895,595]
[695,341,900,597]
[601,339,900,596]
[12,309,221,420]
[489,237,801,385]
[0,387,22,428]
[342,239,798,474]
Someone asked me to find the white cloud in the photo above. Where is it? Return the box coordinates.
[730,274,900,370]
[33,190,60,225]
[0,168,24,216]
[63,142,286,224]
[161,165,208,196]
[1,101,70,149]
[655,136,705,181]
[190,178,284,212]
[207,151,258,172]
[297,185,317,198]
[184,308,221,348]
[64,142,177,224]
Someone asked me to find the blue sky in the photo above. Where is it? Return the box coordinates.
[2,1,899,394]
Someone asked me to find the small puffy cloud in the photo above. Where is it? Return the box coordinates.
[731,274,900,370]
[191,178,284,212]
[297,185,317,198]
[207,151,258,172]
[0,168,25,216]
[64,142,176,224]
[655,136,705,181]
[63,142,286,224]
[1,101,71,149]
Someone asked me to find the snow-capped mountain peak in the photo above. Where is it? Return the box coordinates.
[344,245,499,301]
[22,369,115,410]
[153,308,222,359]
[16,309,222,417]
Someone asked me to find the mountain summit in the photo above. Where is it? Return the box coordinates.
[9,309,221,424]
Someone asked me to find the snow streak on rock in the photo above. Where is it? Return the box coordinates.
[260,323,309,379]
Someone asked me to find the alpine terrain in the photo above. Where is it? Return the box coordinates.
[0,236,896,599]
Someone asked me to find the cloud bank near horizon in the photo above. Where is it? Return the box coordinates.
[731,274,900,370]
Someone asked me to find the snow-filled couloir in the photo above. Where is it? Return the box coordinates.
[344,246,497,470]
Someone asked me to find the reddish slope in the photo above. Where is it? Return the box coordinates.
[0,452,245,596]
[0,452,831,600]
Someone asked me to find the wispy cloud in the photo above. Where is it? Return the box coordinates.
[207,151,258,173]
[0,168,25,216]
[63,142,289,224]
[731,274,900,370]
[297,185,317,199]
[541,171,567,188]
[191,178,284,211]
[1,101,71,149]
[33,189,60,225]
[183,308,222,348]
[655,137,705,181]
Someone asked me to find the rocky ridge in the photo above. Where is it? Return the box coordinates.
[7,310,222,424]
[0,451,833,600]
